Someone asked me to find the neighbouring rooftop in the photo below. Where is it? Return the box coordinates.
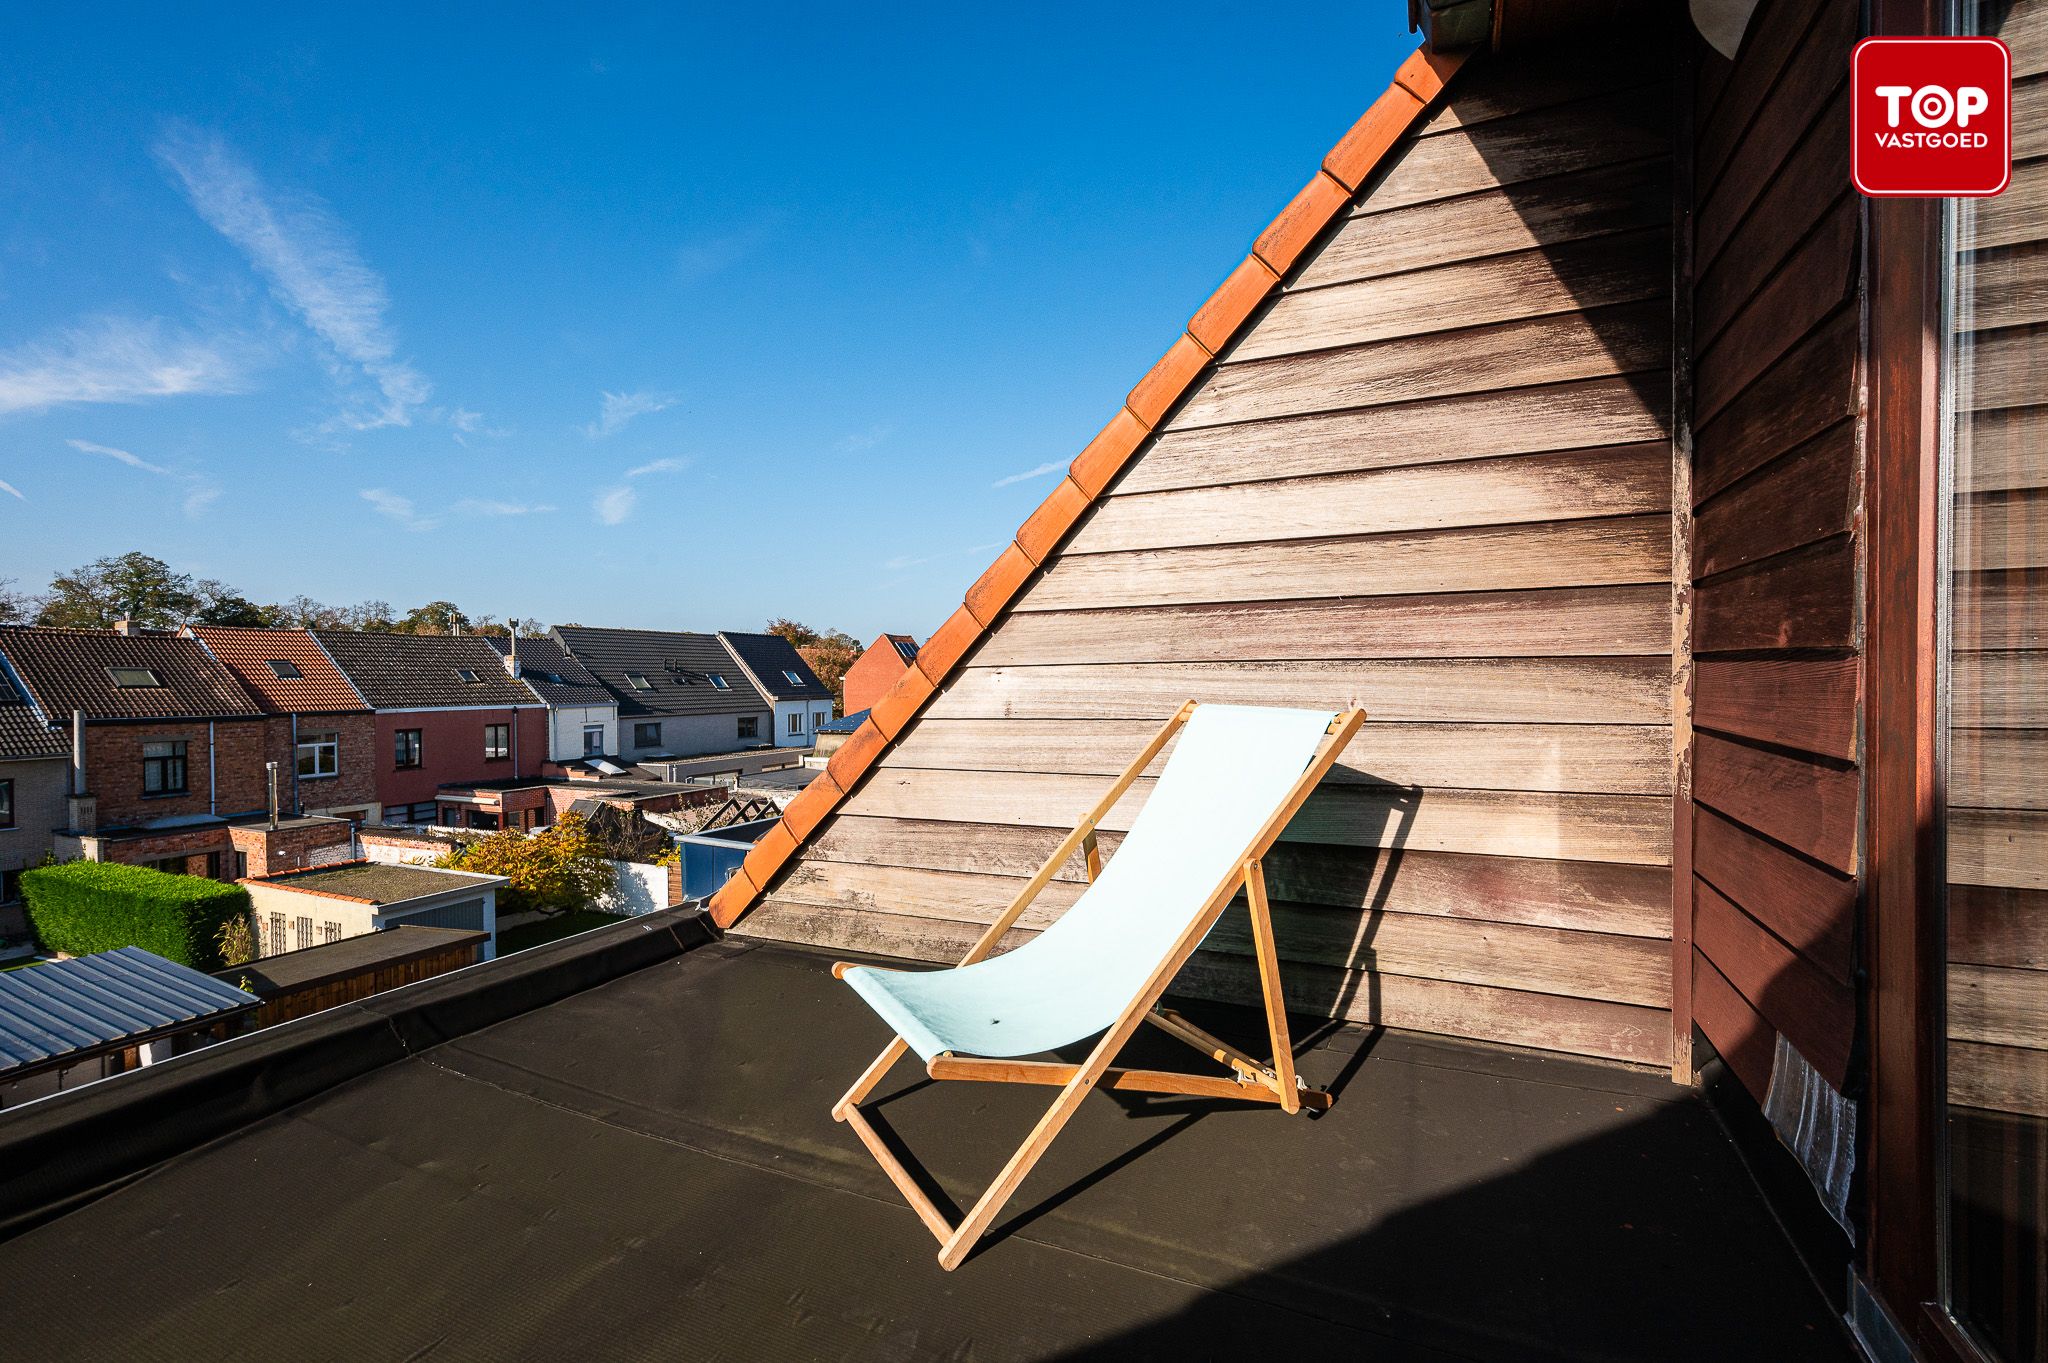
[0,948,256,1078]
[243,861,499,904]
[220,925,489,996]
[0,928,1853,1360]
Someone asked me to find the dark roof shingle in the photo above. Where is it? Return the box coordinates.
[311,633,541,710]
[551,627,770,717]
[0,627,262,723]
[716,632,832,702]
[188,626,369,714]
[482,637,615,707]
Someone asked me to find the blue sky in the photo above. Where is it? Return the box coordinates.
[0,4,1413,640]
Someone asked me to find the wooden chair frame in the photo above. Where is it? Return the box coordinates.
[830,701,1367,1270]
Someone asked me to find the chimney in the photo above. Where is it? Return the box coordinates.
[112,619,136,636]
[66,710,96,832]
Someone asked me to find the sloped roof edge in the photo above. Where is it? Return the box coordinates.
[709,43,1467,929]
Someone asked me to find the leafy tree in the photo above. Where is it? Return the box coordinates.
[764,618,821,648]
[36,552,199,630]
[192,580,277,627]
[0,578,31,624]
[437,812,618,917]
[767,620,858,708]
[339,600,397,632]
[399,600,469,635]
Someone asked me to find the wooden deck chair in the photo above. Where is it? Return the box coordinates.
[830,700,1365,1269]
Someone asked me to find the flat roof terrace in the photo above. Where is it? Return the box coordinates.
[0,930,1854,1361]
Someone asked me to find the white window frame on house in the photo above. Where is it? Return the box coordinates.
[456,668,482,685]
[708,673,730,690]
[782,669,805,687]
[787,711,802,736]
[625,672,654,691]
[142,740,189,796]
[582,724,604,755]
[483,723,511,760]
[296,730,339,779]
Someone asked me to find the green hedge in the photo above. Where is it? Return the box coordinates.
[20,861,251,970]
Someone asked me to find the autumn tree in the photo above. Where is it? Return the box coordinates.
[437,813,618,917]
[37,552,199,629]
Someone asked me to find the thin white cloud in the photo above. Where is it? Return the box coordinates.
[456,498,557,517]
[155,123,429,431]
[0,316,247,416]
[992,460,1064,489]
[0,478,23,501]
[361,487,439,531]
[68,437,219,519]
[625,456,688,478]
[881,541,1005,573]
[675,219,778,284]
[593,485,637,525]
[840,424,893,453]
[585,390,673,439]
[67,438,168,474]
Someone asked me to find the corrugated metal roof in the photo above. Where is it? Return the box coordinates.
[0,948,256,1074]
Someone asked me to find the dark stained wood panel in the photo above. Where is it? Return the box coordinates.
[1693,733,1860,872]
[1693,421,1857,578]
[1694,537,1859,654]
[976,587,1671,667]
[1694,194,1859,423]
[1693,806,1857,985]
[1124,376,1667,495]
[1693,307,1858,501]
[1692,0,1834,199]
[1948,883,2048,969]
[1693,949,1777,1100]
[1694,878,1854,1087]
[1693,654,1859,760]
[929,657,1674,725]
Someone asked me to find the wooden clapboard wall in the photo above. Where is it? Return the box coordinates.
[1950,0,2048,1125]
[1685,0,1864,1101]
[739,37,1680,1067]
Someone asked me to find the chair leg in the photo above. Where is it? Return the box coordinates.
[834,1036,909,1121]
[1243,858,1299,1114]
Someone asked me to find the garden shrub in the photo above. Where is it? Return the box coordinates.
[20,860,252,970]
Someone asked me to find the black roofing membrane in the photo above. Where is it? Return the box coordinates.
[3,939,1854,1362]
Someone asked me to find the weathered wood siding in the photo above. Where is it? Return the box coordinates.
[740,43,1679,1067]
[1950,0,2048,1125]
[1686,0,1864,1101]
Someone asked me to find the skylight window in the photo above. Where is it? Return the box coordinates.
[782,670,806,686]
[708,673,730,690]
[266,659,303,679]
[625,672,653,691]
[106,666,162,689]
[456,668,482,684]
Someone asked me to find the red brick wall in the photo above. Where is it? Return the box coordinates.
[96,826,235,878]
[372,708,548,811]
[842,639,913,716]
[261,712,378,816]
[227,820,356,877]
[85,721,268,828]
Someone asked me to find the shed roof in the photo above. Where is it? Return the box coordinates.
[551,626,771,718]
[310,632,540,710]
[716,632,832,702]
[0,948,255,1075]
[0,627,263,724]
[244,861,502,905]
[482,637,615,708]
[221,925,487,995]
[187,626,369,714]
[817,708,867,735]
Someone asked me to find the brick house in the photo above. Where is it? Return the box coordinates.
[0,625,299,879]
[0,672,70,919]
[838,633,918,716]
[482,636,619,766]
[188,626,379,824]
[310,632,546,826]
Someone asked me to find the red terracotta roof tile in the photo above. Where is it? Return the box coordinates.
[1015,477,1092,565]
[779,773,847,842]
[1323,87,1426,192]
[1188,254,1281,356]
[915,605,983,686]
[1252,171,1353,278]
[189,626,370,714]
[739,821,798,895]
[964,543,1036,627]
[1068,408,1149,499]
[824,718,890,794]
[1125,334,1211,428]
[868,665,936,741]
[1394,45,1464,102]
[708,874,756,927]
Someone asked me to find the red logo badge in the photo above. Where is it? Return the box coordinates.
[1852,37,2011,197]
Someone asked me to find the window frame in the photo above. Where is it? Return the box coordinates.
[0,776,12,829]
[483,723,511,761]
[787,711,802,736]
[708,673,730,691]
[625,672,654,692]
[394,728,424,770]
[582,723,605,755]
[737,716,758,740]
[632,721,661,748]
[265,659,303,679]
[296,730,339,779]
[142,739,189,797]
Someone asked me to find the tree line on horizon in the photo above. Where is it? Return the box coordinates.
[0,552,873,700]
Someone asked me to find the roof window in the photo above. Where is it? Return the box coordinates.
[708,673,730,690]
[106,666,162,689]
[625,672,653,691]
[782,670,806,686]
[456,668,482,684]
[266,659,303,679]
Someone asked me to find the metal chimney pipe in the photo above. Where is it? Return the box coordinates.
[71,709,86,795]
[266,761,279,830]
